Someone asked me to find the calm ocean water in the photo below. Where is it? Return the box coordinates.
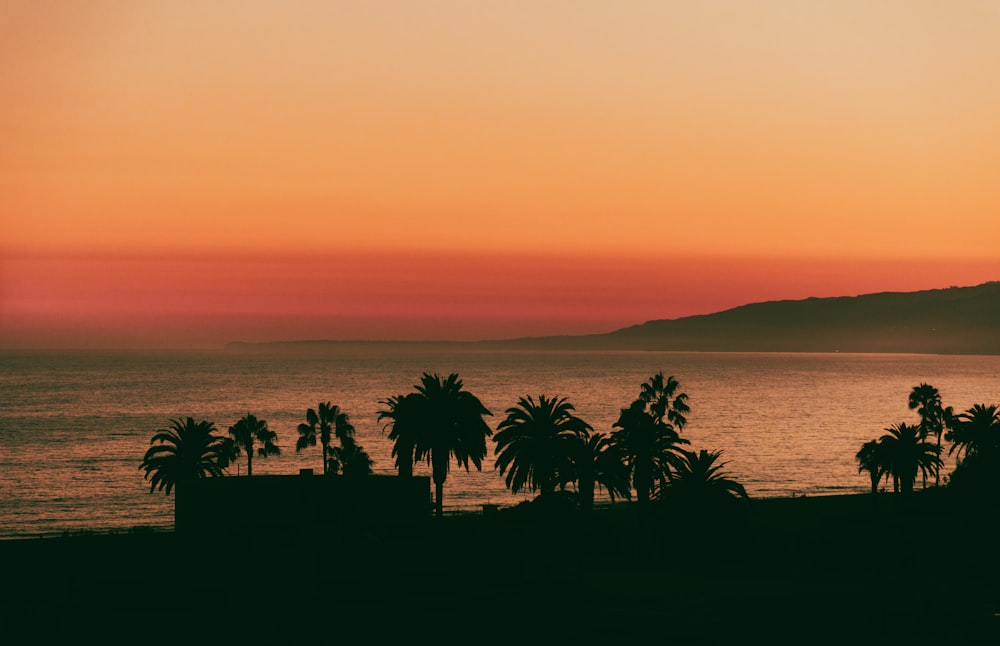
[2,348,999,538]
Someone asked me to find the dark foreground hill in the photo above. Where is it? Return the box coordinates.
[229,281,1000,355]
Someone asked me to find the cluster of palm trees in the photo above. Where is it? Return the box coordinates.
[139,413,282,493]
[141,371,749,518]
[855,383,1000,496]
[295,402,372,477]
[139,405,370,493]
[378,371,747,517]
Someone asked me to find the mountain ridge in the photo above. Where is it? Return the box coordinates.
[227,281,1000,355]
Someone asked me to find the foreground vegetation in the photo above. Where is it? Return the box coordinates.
[140,372,1000,524]
[140,371,750,519]
[856,383,1000,499]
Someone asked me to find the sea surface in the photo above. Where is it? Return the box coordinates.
[2,348,999,538]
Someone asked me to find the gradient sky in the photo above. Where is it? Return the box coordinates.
[2,1,999,348]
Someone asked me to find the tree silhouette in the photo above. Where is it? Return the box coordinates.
[139,417,234,495]
[611,373,691,510]
[661,449,748,503]
[856,439,887,495]
[908,383,953,486]
[945,404,1000,495]
[389,373,492,517]
[493,395,592,499]
[639,372,691,430]
[378,393,421,478]
[329,437,373,477]
[946,403,1000,463]
[656,449,748,552]
[297,402,357,476]
[574,432,631,514]
[877,422,942,495]
[227,413,280,477]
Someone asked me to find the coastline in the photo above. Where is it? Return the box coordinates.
[3,492,998,643]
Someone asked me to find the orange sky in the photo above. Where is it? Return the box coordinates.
[2,1,999,348]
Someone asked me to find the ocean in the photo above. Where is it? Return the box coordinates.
[2,348,998,538]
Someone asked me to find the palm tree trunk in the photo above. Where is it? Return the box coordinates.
[398,441,414,477]
[433,451,447,517]
[635,466,652,555]
[434,480,444,517]
[635,459,651,508]
[935,433,942,487]
[580,477,595,515]
[247,451,253,477]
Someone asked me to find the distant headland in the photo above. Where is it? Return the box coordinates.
[227,281,1000,356]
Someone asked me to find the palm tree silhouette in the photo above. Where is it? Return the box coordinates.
[574,432,631,514]
[611,373,691,510]
[856,439,887,496]
[378,393,422,478]
[639,372,691,430]
[329,438,373,477]
[908,383,953,486]
[878,422,942,495]
[139,417,234,495]
[946,403,1000,462]
[297,402,355,475]
[228,413,280,477]
[655,449,748,552]
[493,395,592,499]
[388,373,492,517]
[661,449,748,503]
[945,403,1000,494]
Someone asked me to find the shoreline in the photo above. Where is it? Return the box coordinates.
[0,489,868,542]
[0,487,960,541]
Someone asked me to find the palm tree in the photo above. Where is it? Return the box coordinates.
[228,413,280,477]
[493,395,592,499]
[329,437,373,477]
[574,432,631,514]
[297,402,355,475]
[908,383,951,486]
[378,393,422,478]
[656,449,748,552]
[946,403,1000,463]
[856,438,887,496]
[139,417,234,495]
[639,372,691,430]
[945,403,1000,495]
[878,422,942,495]
[908,383,942,440]
[610,373,691,510]
[393,373,493,517]
[661,449,748,503]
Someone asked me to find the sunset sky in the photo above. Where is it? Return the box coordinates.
[3,1,999,348]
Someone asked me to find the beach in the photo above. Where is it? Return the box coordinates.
[3,492,998,644]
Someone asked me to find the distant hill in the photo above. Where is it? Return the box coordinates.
[227,282,1000,355]
[483,281,1000,354]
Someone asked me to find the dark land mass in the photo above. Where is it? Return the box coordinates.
[227,281,1000,356]
[3,492,999,644]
